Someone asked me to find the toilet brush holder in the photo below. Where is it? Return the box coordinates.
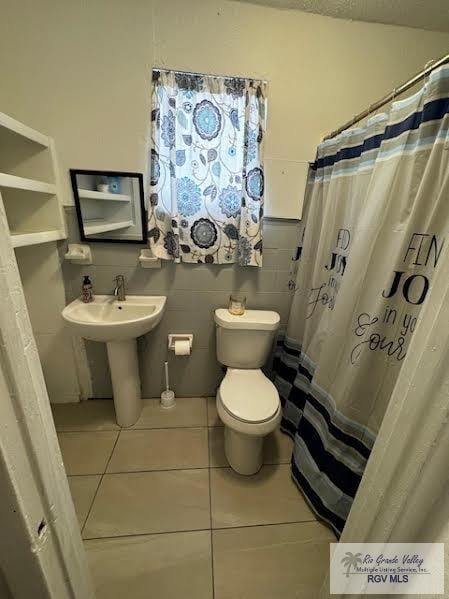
[160,361,175,409]
[161,389,175,409]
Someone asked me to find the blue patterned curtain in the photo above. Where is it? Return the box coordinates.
[148,70,267,266]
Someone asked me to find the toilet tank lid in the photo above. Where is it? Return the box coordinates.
[214,308,280,331]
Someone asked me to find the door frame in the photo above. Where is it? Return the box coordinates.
[0,193,94,598]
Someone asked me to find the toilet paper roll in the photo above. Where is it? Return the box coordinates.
[174,339,191,355]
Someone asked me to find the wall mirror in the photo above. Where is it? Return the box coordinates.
[70,169,147,243]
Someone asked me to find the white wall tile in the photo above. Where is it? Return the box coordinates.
[35,332,80,402]
[63,209,300,398]
[263,221,301,249]
[15,242,82,403]
[15,244,67,335]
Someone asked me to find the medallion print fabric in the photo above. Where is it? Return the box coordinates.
[148,70,267,266]
[273,65,449,536]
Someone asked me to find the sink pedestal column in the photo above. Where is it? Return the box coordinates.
[106,339,142,427]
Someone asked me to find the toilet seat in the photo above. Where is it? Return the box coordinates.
[220,368,279,424]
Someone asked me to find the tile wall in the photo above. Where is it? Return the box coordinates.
[15,243,80,403]
[61,207,299,398]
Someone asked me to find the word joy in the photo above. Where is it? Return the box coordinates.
[307,229,351,319]
[324,228,350,276]
[382,233,445,305]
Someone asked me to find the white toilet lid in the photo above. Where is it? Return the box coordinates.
[220,369,280,424]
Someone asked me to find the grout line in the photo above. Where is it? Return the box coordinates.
[80,475,102,535]
[122,425,209,432]
[82,527,212,542]
[206,396,211,427]
[81,518,320,542]
[66,460,292,477]
[210,518,318,532]
[81,430,121,536]
[56,423,217,433]
[105,465,211,475]
[56,429,119,433]
[79,475,102,531]
[209,529,215,598]
[57,429,122,434]
[104,430,121,472]
[206,427,215,598]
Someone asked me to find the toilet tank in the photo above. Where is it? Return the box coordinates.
[214,309,280,369]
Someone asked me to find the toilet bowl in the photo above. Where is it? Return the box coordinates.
[214,308,281,475]
[217,368,281,475]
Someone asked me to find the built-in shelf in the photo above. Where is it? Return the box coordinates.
[0,110,66,249]
[11,230,65,248]
[78,188,131,202]
[0,173,56,195]
[84,219,133,236]
[0,111,50,147]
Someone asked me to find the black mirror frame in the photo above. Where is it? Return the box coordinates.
[69,169,147,244]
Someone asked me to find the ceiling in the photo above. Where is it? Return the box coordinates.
[232,0,449,33]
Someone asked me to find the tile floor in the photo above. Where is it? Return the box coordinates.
[52,397,335,599]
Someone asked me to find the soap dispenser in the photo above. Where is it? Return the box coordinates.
[82,275,94,303]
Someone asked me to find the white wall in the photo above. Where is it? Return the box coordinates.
[1,0,448,401]
[0,0,448,209]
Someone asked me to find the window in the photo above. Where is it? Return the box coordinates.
[148,69,267,266]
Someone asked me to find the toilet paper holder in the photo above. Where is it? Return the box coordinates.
[168,334,193,352]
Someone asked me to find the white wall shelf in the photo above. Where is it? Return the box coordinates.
[78,188,131,202]
[84,219,133,236]
[0,173,56,195]
[0,111,66,249]
[11,230,65,248]
[0,111,50,147]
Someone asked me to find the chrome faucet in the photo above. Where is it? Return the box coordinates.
[113,275,126,301]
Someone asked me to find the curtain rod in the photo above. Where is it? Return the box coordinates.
[323,52,449,141]
[153,67,267,84]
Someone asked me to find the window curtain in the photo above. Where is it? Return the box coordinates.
[273,65,449,537]
[148,70,267,266]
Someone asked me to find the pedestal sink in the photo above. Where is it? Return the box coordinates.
[62,295,166,427]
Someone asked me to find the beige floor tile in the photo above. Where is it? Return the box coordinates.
[213,521,335,599]
[68,475,101,529]
[131,397,207,429]
[107,428,209,473]
[58,431,118,475]
[208,427,228,467]
[209,428,293,468]
[86,531,213,599]
[210,465,316,529]
[207,396,222,427]
[84,470,210,538]
[264,428,294,464]
[52,400,119,432]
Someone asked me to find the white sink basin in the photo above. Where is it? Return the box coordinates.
[62,295,166,427]
[62,295,166,342]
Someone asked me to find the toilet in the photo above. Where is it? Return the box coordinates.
[214,308,282,475]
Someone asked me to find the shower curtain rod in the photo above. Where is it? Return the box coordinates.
[323,52,449,141]
[153,67,267,84]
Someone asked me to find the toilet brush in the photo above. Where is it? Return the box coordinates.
[161,361,175,409]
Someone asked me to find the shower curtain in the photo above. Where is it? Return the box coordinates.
[273,65,449,536]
